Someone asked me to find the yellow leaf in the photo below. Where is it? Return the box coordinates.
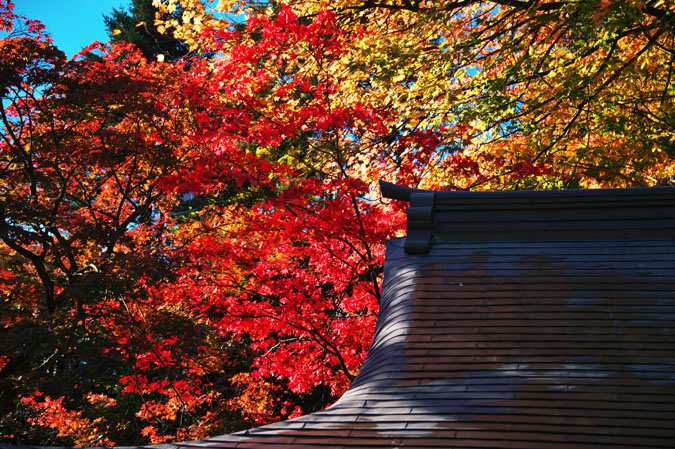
[112,29,122,36]
[392,73,406,83]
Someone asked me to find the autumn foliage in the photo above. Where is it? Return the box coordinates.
[1,0,674,445]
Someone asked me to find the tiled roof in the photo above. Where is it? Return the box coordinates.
[6,184,675,448]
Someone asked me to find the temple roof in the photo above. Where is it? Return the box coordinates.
[5,184,675,448]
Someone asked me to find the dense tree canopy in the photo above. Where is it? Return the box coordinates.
[158,0,675,189]
[1,0,674,445]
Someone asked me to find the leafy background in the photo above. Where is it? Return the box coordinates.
[1,0,673,444]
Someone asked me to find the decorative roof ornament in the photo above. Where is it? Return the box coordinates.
[381,180,436,254]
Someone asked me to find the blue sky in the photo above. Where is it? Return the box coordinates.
[13,0,127,57]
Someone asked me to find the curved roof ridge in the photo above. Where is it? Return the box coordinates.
[380,181,675,254]
[380,179,675,201]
